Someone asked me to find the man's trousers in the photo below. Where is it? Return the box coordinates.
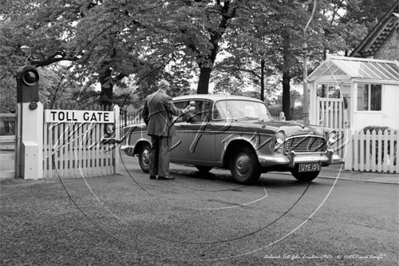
[149,135,172,177]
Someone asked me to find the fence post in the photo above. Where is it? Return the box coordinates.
[355,130,360,171]
[365,131,370,172]
[389,131,396,173]
[344,129,352,171]
[114,105,120,175]
[377,131,382,172]
[395,133,399,174]
[371,131,377,172]
[383,131,388,173]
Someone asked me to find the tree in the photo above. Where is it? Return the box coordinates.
[129,67,192,108]
[341,0,397,31]
[190,1,238,94]
[2,0,394,112]
[211,0,340,119]
[0,75,16,113]
[0,62,80,111]
[0,0,173,106]
[2,0,234,106]
[212,73,246,95]
[237,0,308,120]
[137,0,242,95]
[212,37,276,101]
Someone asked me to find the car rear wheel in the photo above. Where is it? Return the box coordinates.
[138,143,151,173]
[230,146,261,184]
[291,166,320,182]
[195,165,213,173]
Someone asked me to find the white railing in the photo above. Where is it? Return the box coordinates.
[344,129,398,173]
[316,97,347,162]
[317,98,346,130]
[119,110,143,127]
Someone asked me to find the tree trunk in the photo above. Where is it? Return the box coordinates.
[282,31,292,121]
[321,84,326,98]
[197,67,212,94]
[99,67,113,107]
[260,58,265,101]
[282,72,291,120]
[194,2,236,95]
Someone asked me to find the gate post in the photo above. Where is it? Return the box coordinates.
[113,105,120,174]
[16,102,43,179]
[15,65,43,180]
[344,129,353,171]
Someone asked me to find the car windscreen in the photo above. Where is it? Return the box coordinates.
[213,100,272,121]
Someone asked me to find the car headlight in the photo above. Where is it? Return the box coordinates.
[327,131,337,146]
[273,131,286,151]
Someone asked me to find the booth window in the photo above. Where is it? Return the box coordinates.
[357,84,382,111]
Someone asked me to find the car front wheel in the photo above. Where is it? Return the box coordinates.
[229,146,261,184]
[291,166,320,182]
[138,143,151,173]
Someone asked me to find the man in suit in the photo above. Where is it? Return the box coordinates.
[142,79,191,180]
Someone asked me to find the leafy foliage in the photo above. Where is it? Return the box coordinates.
[1,0,396,114]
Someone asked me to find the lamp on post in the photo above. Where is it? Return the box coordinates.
[15,44,43,180]
[301,0,316,126]
[20,45,31,65]
[302,41,310,126]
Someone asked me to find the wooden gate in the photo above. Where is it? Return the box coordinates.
[316,97,348,160]
[42,105,120,178]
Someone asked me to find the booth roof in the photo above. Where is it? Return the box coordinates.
[308,56,399,82]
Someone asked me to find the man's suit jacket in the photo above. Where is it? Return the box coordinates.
[142,90,183,137]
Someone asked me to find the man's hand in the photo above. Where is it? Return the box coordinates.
[182,101,195,114]
[182,106,190,114]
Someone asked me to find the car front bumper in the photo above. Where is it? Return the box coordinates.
[121,145,135,156]
[257,149,342,168]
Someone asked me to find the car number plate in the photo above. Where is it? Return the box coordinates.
[298,163,321,172]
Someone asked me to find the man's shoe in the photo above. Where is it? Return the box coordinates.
[158,176,175,180]
[149,175,156,179]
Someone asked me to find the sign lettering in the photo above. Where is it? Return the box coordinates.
[45,110,114,123]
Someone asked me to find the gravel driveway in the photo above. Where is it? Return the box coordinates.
[1,169,397,266]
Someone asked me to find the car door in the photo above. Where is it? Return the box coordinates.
[175,100,216,165]
[168,101,187,160]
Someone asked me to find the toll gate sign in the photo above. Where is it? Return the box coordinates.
[45,110,114,123]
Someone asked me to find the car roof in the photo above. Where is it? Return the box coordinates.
[173,94,263,102]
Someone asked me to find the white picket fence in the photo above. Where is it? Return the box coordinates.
[344,129,398,173]
[42,105,120,178]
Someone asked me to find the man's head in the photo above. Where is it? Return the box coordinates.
[159,79,170,91]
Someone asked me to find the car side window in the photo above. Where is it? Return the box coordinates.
[213,101,227,120]
[188,100,211,123]
[173,101,189,123]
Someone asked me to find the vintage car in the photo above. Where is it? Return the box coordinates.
[121,95,341,184]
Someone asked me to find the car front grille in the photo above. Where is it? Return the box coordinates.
[284,136,327,154]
